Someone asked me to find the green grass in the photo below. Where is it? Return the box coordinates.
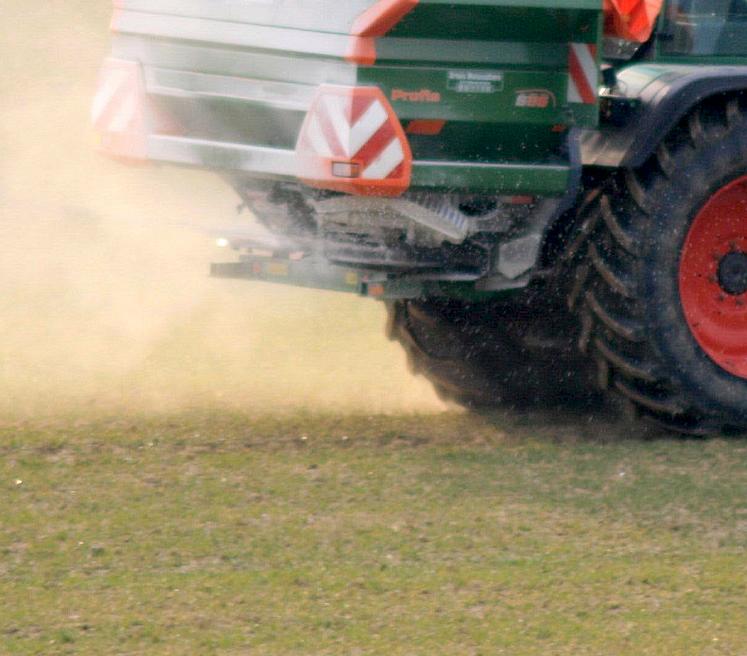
[3,411,747,655]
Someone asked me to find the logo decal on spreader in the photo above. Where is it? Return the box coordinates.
[391,88,441,103]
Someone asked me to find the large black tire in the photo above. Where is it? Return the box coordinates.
[386,297,595,409]
[568,95,747,434]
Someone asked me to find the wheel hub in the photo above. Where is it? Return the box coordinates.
[717,251,747,296]
[679,175,747,379]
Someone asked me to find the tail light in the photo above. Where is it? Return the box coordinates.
[295,85,412,197]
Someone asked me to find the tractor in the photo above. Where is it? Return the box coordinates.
[93,0,747,433]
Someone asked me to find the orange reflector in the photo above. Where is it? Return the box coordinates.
[295,85,412,197]
[367,283,385,297]
[406,119,446,136]
[509,195,535,205]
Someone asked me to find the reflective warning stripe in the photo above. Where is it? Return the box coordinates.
[295,85,412,196]
[362,138,404,179]
[91,58,155,161]
[108,92,138,133]
[91,61,141,135]
[299,94,403,179]
[323,95,352,156]
[348,101,388,156]
[306,115,333,158]
[568,43,598,105]
[90,70,128,126]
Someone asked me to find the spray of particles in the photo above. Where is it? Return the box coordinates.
[0,1,445,420]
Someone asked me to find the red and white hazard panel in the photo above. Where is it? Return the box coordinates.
[91,58,176,161]
[567,43,598,105]
[295,85,412,197]
[91,58,149,160]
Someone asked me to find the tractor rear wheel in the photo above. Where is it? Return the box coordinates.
[386,297,594,409]
[569,95,747,433]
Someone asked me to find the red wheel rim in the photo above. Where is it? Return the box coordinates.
[679,175,747,379]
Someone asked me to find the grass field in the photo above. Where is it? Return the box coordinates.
[3,411,747,655]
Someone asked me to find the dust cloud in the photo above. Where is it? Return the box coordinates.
[0,1,445,419]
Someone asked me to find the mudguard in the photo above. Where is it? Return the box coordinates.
[581,64,747,169]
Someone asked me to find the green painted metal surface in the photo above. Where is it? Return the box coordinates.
[409,160,570,194]
[111,0,602,195]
